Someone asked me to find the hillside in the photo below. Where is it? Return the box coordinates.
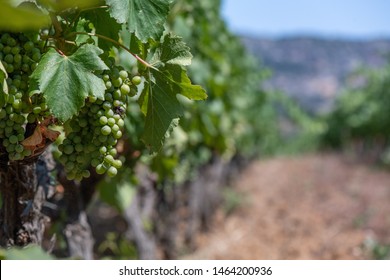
[241,36,390,113]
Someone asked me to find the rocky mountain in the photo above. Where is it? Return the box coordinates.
[241,36,390,113]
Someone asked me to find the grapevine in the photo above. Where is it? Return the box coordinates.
[0,0,206,180]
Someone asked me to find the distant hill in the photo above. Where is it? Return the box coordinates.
[241,36,390,113]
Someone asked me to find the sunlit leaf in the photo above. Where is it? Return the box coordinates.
[106,0,173,42]
[31,44,108,122]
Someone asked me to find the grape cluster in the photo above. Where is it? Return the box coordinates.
[58,62,140,180]
[0,32,45,161]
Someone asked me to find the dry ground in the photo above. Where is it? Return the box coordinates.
[186,153,390,259]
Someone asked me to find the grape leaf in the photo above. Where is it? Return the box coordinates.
[37,0,100,11]
[152,35,192,66]
[0,1,50,32]
[140,35,206,151]
[106,0,173,42]
[82,7,121,51]
[31,44,108,122]
[3,245,53,260]
[141,75,183,152]
[161,64,207,101]
[151,35,207,101]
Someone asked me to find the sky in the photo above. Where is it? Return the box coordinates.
[221,0,390,39]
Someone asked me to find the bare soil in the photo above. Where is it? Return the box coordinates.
[186,153,390,259]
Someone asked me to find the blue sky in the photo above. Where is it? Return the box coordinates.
[221,0,390,38]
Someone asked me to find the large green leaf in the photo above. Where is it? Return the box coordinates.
[82,7,121,51]
[106,0,173,42]
[37,0,100,12]
[152,34,192,66]
[141,76,183,152]
[31,44,108,122]
[163,64,207,101]
[151,34,207,101]
[2,245,53,260]
[0,1,50,31]
[140,34,206,151]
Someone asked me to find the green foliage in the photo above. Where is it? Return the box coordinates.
[0,1,50,31]
[31,45,108,122]
[107,0,173,42]
[0,245,53,260]
[322,62,390,155]
[0,0,205,171]
[140,34,206,152]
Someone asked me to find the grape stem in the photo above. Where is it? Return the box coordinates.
[70,32,158,71]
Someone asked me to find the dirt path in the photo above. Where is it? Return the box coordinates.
[186,153,390,259]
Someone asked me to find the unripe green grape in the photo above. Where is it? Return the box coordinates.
[6,64,14,73]
[65,161,75,171]
[15,144,24,153]
[98,134,108,143]
[103,74,110,82]
[13,53,22,64]
[107,118,115,127]
[24,41,34,51]
[113,100,122,107]
[113,89,122,100]
[89,95,97,103]
[117,119,124,128]
[131,75,142,85]
[112,159,122,169]
[82,170,90,178]
[9,135,18,144]
[96,163,106,175]
[105,81,112,90]
[99,146,107,154]
[76,155,85,164]
[107,166,117,177]
[108,148,117,156]
[106,109,114,117]
[4,53,13,63]
[12,100,21,110]
[11,46,20,55]
[112,77,122,88]
[119,70,128,80]
[17,133,24,141]
[30,62,37,71]
[63,145,74,155]
[104,154,114,164]
[79,118,88,127]
[32,106,42,114]
[114,130,122,139]
[2,138,10,147]
[22,149,32,157]
[120,84,130,95]
[107,136,117,146]
[91,158,100,168]
[7,37,16,47]
[103,101,112,110]
[99,116,108,125]
[101,125,111,136]
[21,64,30,73]
[0,110,6,119]
[129,88,137,97]
[3,45,11,54]
[75,143,83,152]
[7,144,16,153]
[111,124,119,132]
